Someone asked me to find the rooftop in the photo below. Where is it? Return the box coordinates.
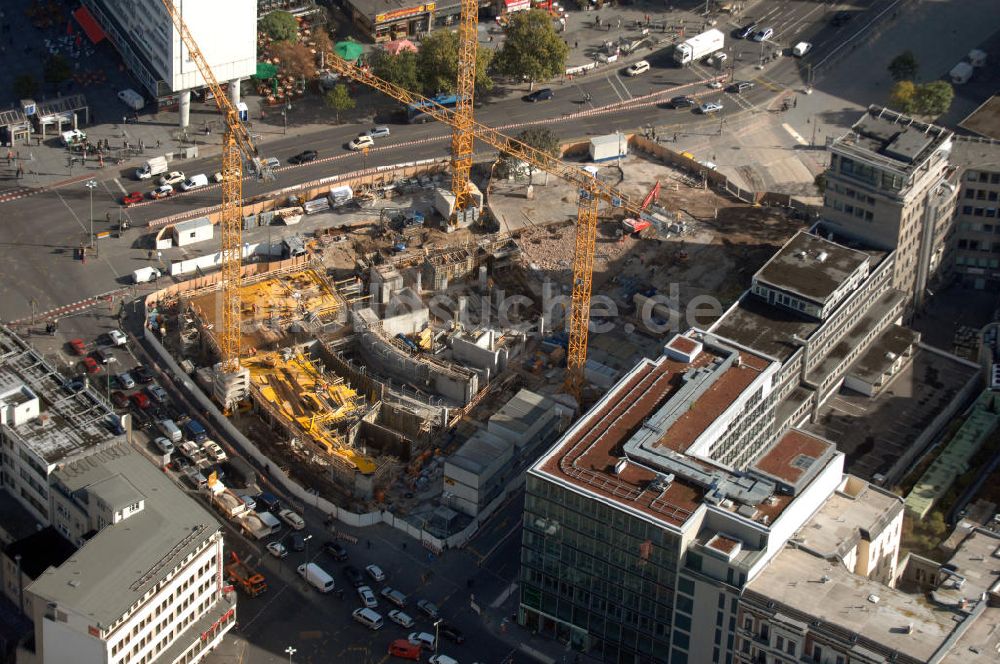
[488,388,560,437]
[0,326,121,465]
[28,445,220,628]
[751,429,837,494]
[534,331,784,529]
[847,324,920,384]
[754,231,870,306]
[957,94,1000,140]
[832,105,953,174]
[710,294,819,362]
[791,475,903,560]
[447,428,511,476]
[949,134,1000,172]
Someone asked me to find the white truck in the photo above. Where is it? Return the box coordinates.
[950,61,974,85]
[298,562,335,593]
[240,510,281,540]
[132,267,161,284]
[135,156,168,181]
[673,28,725,65]
[118,89,145,111]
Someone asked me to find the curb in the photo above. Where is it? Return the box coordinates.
[6,287,129,325]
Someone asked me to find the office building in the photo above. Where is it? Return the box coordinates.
[822,106,959,312]
[79,0,256,126]
[519,330,849,663]
[21,444,234,664]
[947,137,1000,289]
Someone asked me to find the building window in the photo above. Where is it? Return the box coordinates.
[776,636,784,651]
[787,641,796,656]
[812,645,822,662]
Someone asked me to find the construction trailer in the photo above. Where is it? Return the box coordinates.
[225,552,267,597]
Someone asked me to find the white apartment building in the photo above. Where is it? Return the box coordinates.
[81,0,257,126]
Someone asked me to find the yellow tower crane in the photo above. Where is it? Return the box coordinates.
[450,0,479,224]
[158,0,266,403]
[323,57,651,402]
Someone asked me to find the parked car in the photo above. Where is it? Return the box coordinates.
[108,329,128,346]
[366,564,386,582]
[357,585,378,608]
[288,533,305,552]
[388,609,414,628]
[408,632,436,651]
[256,492,281,513]
[753,27,774,42]
[735,23,757,39]
[699,101,724,114]
[348,135,374,151]
[81,356,100,374]
[180,174,209,191]
[150,184,174,199]
[133,365,154,383]
[147,384,169,404]
[278,508,305,530]
[266,541,288,558]
[158,171,185,186]
[428,656,458,664]
[523,88,554,102]
[831,11,852,26]
[726,81,754,94]
[343,565,365,587]
[438,622,465,644]
[364,126,391,139]
[95,348,116,365]
[288,150,318,164]
[110,390,129,408]
[262,157,280,169]
[153,436,174,455]
[130,391,151,409]
[116,372,136,389]
[122,191,143,206]
[324,541,348,561]
[416,599,439,619]
[670,95,696,109]
[69,338,87,355]
[380,586,407,608]
[238,494,256,511]
[624,60,651,76]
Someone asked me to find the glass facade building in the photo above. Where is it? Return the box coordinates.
[519,474,682,663]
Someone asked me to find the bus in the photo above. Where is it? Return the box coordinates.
[406,93,458,121]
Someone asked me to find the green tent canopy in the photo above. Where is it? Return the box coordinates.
[334,40,364,63]
[254,62,279,80]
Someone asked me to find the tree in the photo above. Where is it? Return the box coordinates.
[13,75,38,100]
[43,54,71,86]
[888,50,918,82]
[325,84,355,123]
[889,80,917,113]
[312,29,333,65]
[416,31,494,95]
[912,80,954,116]
[370,49,421,94]
[497,127,560,179]
[260,10,298,43]
[270,41,316,81]
[495,9,569,84]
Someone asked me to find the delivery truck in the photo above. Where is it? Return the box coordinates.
[132,267,161,283]
[298,563,336,593]
[673,28,725,65]
[135,156,168,180]
[117,89,145,111]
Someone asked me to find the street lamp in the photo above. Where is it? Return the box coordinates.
[303,534,313,560]
[434,618,443,654]
[284,646,296,664]
[85,179,97,249]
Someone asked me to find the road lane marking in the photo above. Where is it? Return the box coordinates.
[782,122,808,145]
[606,75,625,102]
[112,178,127,194]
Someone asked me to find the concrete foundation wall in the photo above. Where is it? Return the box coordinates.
[451,334,507,376]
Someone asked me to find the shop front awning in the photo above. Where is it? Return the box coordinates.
[73,6,106,44]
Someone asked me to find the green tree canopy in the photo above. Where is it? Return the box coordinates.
[43,55,71,86]
[912,80,954,116]
[495,10,569,84]
[889,80,917,112]
[888,50,918,82]
[369,49,421,94]
[416,31,494,95]
[325,83,355,123]
[497,127,560,179]
[261,11,298,43]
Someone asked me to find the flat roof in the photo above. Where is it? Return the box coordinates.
[345,0,431,20]
[0,326,121,465]
[751,429,836,493]
[832,105,953,174]
[489,389,557,436]
[533,332,781,529]
[792,477,903,559]
[710,294,819,362]
[848,324,920,384]
[754,231,870,305]
[949,134,1000,172]
[957,94,1000,140]
[28,445,220,628]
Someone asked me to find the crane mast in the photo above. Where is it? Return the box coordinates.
[450,0,479,222]
[159,0,261,403]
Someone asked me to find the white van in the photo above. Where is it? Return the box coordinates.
[158,419,182,443]
[298,563,335,593]
[180,174,209,191]
[792,42,812,57]
[352,607,384,630]
[625,60,651,76]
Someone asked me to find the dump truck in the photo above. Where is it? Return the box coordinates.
[240,510,282,540]
[212,488,247,519]
[673,28,725,65]
[225,552,267,597]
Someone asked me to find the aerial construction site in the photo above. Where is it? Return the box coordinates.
[143,0,807,536]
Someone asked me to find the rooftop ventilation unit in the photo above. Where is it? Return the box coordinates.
[614,458,628,475]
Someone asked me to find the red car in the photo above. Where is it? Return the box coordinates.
[69,338,87,355]
[81,356,100,374]
[110,391,129,408]
[122,191,144,206]
[130,391,151,409]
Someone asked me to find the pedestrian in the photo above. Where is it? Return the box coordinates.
[793,97,798,109]
[16,164,22,179]
[574,40,578,49]
[148,250,153,260]
[673,132,678,142]
[156,139,161,148]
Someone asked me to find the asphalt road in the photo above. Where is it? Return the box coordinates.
[0,1,908,324]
